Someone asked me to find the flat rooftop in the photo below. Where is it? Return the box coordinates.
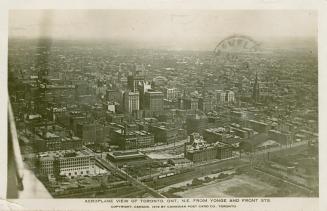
[114,129,153,136]
[205,128,226,134]
[38,150,92,160]
[108,151,145,160]
[187,141,231,153]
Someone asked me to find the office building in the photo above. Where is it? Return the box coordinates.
[216,90,226,104]
[128,74,145,92]
[123,91,140,113]
[198,97,212,112]
[37,150,95,179]
[226,90,235,103]
[184,133,233,162]
[144,90,164,113]
[137,81,151,109]
[164,88,177,101]
[76,122,104,144]
[111,127,154,150]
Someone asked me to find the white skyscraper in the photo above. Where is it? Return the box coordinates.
[124,91,140,113]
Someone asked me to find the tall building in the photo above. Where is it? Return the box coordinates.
[252,72,260,102]
[216,90,226,104]
[106,89,118,102]
[190,98,199,110]
[123,91,140,113]
[137,81,152,109]
[216,90,235,105]
[198,97,212,112]
[135,64,146,73]
[182,97,199,110]
[127,73,145,92]
[164,88,177,101]
[226,90,235,104]
[144,90,164,113]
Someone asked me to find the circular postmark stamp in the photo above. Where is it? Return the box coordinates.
[212,34,261,80]
[214,34,260,56]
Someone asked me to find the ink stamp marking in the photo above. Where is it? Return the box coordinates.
[214,34,260,56]
[213,35,261,80]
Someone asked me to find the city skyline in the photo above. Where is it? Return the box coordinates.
[7,9,318,200]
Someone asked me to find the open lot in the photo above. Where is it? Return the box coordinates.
[174,174,278,198]
[171,166,312,198]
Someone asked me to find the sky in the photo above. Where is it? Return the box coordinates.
[9,10,317,50]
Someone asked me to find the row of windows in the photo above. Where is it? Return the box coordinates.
[41,160,91,166]
[67,170,89,176]
[61,167,90,171]
[60,161,90,165]
[40,169,53,174]
[40,166,92,174]
[60,157,90,162]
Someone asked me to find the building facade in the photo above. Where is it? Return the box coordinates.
[184,133,233,162]
[123,91,140,113]
[111,128,154,150]
[144,91,164,113]
[149,125,178,144]
[164,88,177,101]
[37,150,95,179]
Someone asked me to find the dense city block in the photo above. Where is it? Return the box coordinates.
[8,34,318,198]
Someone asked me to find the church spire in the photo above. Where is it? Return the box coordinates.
[252,71,259,102]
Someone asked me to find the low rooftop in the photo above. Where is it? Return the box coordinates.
[38,150,92,160]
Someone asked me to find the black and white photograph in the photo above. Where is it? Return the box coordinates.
[2,1,326,210]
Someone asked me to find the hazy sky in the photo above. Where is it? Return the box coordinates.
[9,10,317,49]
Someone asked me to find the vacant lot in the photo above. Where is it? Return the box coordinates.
[175,174,278,198]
